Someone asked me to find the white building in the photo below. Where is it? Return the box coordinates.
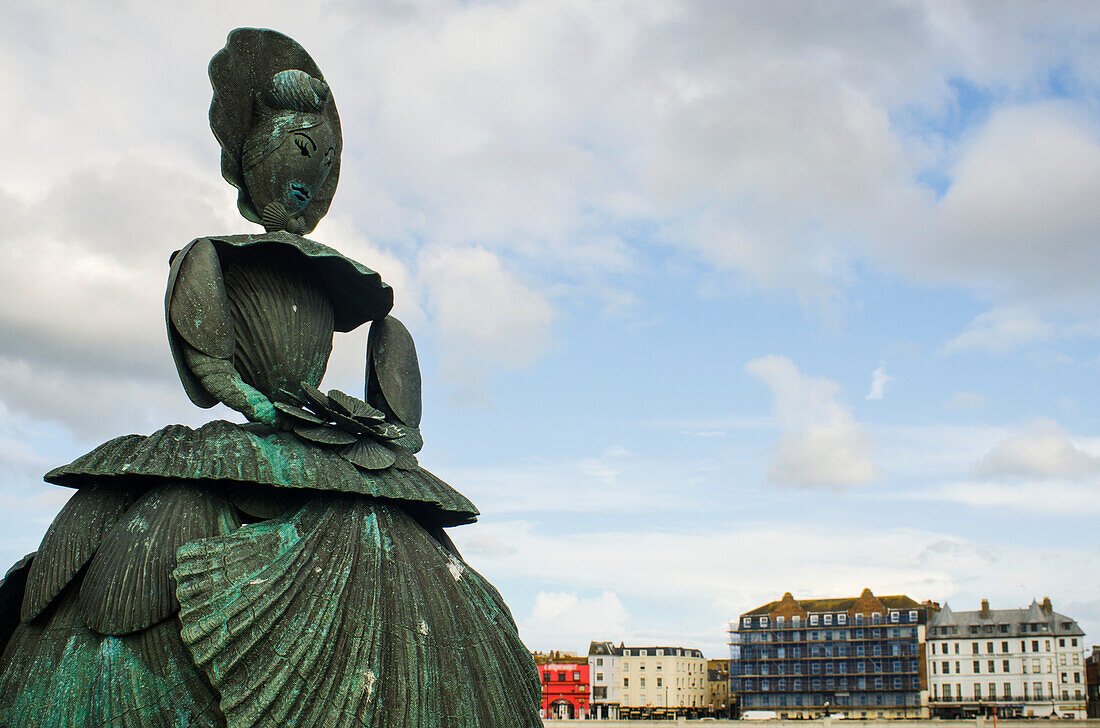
[619,645,707,718]
[588,641,622,720]
[927,598,1086,719]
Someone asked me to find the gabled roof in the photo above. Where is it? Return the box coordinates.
[588,641,623,656]
[741,589,921,617]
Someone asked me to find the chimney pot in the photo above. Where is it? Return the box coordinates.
[981,599,990,618]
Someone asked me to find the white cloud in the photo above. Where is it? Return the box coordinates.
[974,418,1099,480]
[940,307,1053,355]
[865,362,891,400]
[944,391,987,411]
[921,479,1100,516]
[522,591,630,649]
[745,355,876,488]
[417,246,555,396]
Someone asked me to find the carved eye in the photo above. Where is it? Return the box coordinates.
[295,138,311,157]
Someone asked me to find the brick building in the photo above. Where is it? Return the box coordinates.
[730,589,930,719]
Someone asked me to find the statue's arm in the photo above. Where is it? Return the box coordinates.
[168,239,277,426]
[181,346,278,425]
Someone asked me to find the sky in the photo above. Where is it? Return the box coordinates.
[1,0,1100,661]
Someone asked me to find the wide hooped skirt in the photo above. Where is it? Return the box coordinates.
[0,422,542,728]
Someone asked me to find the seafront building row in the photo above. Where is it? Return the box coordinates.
[539,592,1094,721]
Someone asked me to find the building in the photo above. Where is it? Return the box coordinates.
[533,652,590,719]
[730,589,930,719]
[619,645,707,719]
[1085,646,1100,718]
[588,641,622,720]
[927,598,1086,719]
[707,658,733,718]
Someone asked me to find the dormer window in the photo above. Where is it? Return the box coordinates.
[810,615,819,625]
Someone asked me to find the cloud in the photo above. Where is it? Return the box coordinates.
[940,307,1053,356]
[865,362,891,400]
[522,591,630,649]
[973,418,1099,480]
[920,479,1100,516]
[418,246,555,396]
[455,518,1100,657]
[944,391,987,411]
[745,355,876,488]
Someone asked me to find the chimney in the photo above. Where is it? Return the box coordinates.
[981,599,990,618]
[1042,597,1053,615]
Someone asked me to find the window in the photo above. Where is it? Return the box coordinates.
[943,684,952,700]
[1032,640,1039,652]
[623,677,629,687]
[909,610,918,621]
[988,660,995,673]
[1073,638,1079,647]
[890,611,899,623]
[1076,673,1082,683]
[1004,683,1011,698]
[640,678,646,688]
[743,617,752,627]
[974,683,982,699]
[986,642,994,654]
[1003,660,1010,673]
[596,658,603,667]
[1033,682,1043,700]
[974,660,981,674]
[793,616,801,627]
[776,616,784,628]
[761,617,769,627]
[1002,641,1008,653]
[989,683,996,699]
[1046,640,1051,651]
[573,672,580,680]
[657,678,662,687]
[596,673,603,681]
[1059,638,1065,647]
[810,614,819,625]
[954,643,960,654]
[972,643,979,655]
[838,614,847,625]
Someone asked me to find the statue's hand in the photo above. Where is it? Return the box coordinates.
[243,390,280,427]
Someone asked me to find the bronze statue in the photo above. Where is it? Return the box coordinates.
[0,28,542,727]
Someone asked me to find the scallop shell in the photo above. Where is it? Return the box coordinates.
[21,485,134,622]
[366,421,404,441]
[299,381,335,418]
[175,498,543,728]
[274,401,326,426]
[294,425,357,446]
[341,438,397,471]
[261,201,292,233]
[387,447,419,471]
[327,389,386,421]
[366,317,422,427]
[79,484,239,635]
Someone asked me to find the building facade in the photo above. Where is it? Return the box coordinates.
[927,598,1086,719]
[588,641,622,720]
[1086,646,1100,718]
[533,652,590,719]
[619,645,707,719]
[730,589,929,719]
[707,658,732,718]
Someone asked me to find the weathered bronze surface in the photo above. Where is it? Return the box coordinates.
[0,27,542,727]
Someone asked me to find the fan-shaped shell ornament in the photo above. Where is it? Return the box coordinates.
[366,317,422,427]
[342,438,397,471]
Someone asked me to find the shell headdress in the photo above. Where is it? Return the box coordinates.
[209,28,342,235]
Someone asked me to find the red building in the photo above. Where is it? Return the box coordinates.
[533,652,590,719]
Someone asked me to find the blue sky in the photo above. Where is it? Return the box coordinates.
[2,1,1100,660]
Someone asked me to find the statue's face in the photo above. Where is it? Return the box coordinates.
[244,120,337,217]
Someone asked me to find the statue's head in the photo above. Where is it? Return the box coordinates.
[241,71,338,232]
[209,29,342,235]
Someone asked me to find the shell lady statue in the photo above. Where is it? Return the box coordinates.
[0,28,542,728]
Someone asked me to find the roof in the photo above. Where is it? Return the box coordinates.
[588,641,623,656]
[741,588,921,617]
[929,599,1084,636]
